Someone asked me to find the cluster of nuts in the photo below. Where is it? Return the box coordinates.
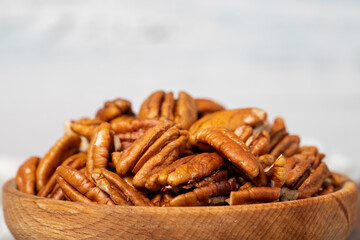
[15,90,344,206]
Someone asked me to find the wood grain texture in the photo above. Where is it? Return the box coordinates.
[2,178,358,240]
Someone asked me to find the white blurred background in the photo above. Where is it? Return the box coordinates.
[1,0,360,239]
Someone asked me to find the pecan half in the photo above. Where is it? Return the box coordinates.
[92,168,154,206]
[257,154,275,169]
[169,178,237,206]
[228,187,280,205]
[149,153,224,190]
[56,175,93,203]
[115,121,174,175]
[96,98,133,122]
[266,155,287,188]
[56,165,114,205]
[175,91,198,130]
[16,156,39,194]
[132,127,185,173]
[285,154,312,187]
[36,133,81,191]
[91,170,130,205]
[297,145,318,156]
[195,98,225,118]
[188,108,267,147]
[268,117,288,151]
[298,162,330,197]
[37,153,87,199]
[116,122,188,176]
[248,130,270,156]
[111,118,160,133]
[312,153,325,169]
[133,135,187,188]
[196,127,266,186]
[146,155,196,191]
[234,125,253,143]
[138,90,197,130]
[86,122,112,179]
[70,118,103,140]
[270,135,300,158]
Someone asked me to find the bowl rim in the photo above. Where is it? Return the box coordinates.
[2,176,358,210]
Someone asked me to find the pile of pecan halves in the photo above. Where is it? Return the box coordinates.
[16,90,343,207]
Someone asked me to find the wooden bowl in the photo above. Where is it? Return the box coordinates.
[2,178,358,240]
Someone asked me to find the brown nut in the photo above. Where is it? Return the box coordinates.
[312,153,325,169]
[131,126,184,173]
[268,117,288,151]
[70,118,103,140]
[257,154,275,169]
[56,165,114,205]
[270,135,300,158]
[228,187,280,205]
[169,178,237,206]
[266,155,288,188]
[151,153,224,189]
[298,162,330,197]
[91,170,130,205]
[146,155,196,191]
[86,122,112,179]
[111,118,160,133]
[196,127,266,186]
[95,98,133,122]
[16,156,40,195]
[133,135,187,188]
[36,133,81,191]
[285,154,312,187]
[234,125,253,143]
[189,108,267,147]
[248,130,270,156]
[115,121,174,175]
[195,98,225,118]
[56,175,93,204]
[37,152,87,198]
[297,145,318,156]
[138,90,197,130]
[92,168,154,206]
